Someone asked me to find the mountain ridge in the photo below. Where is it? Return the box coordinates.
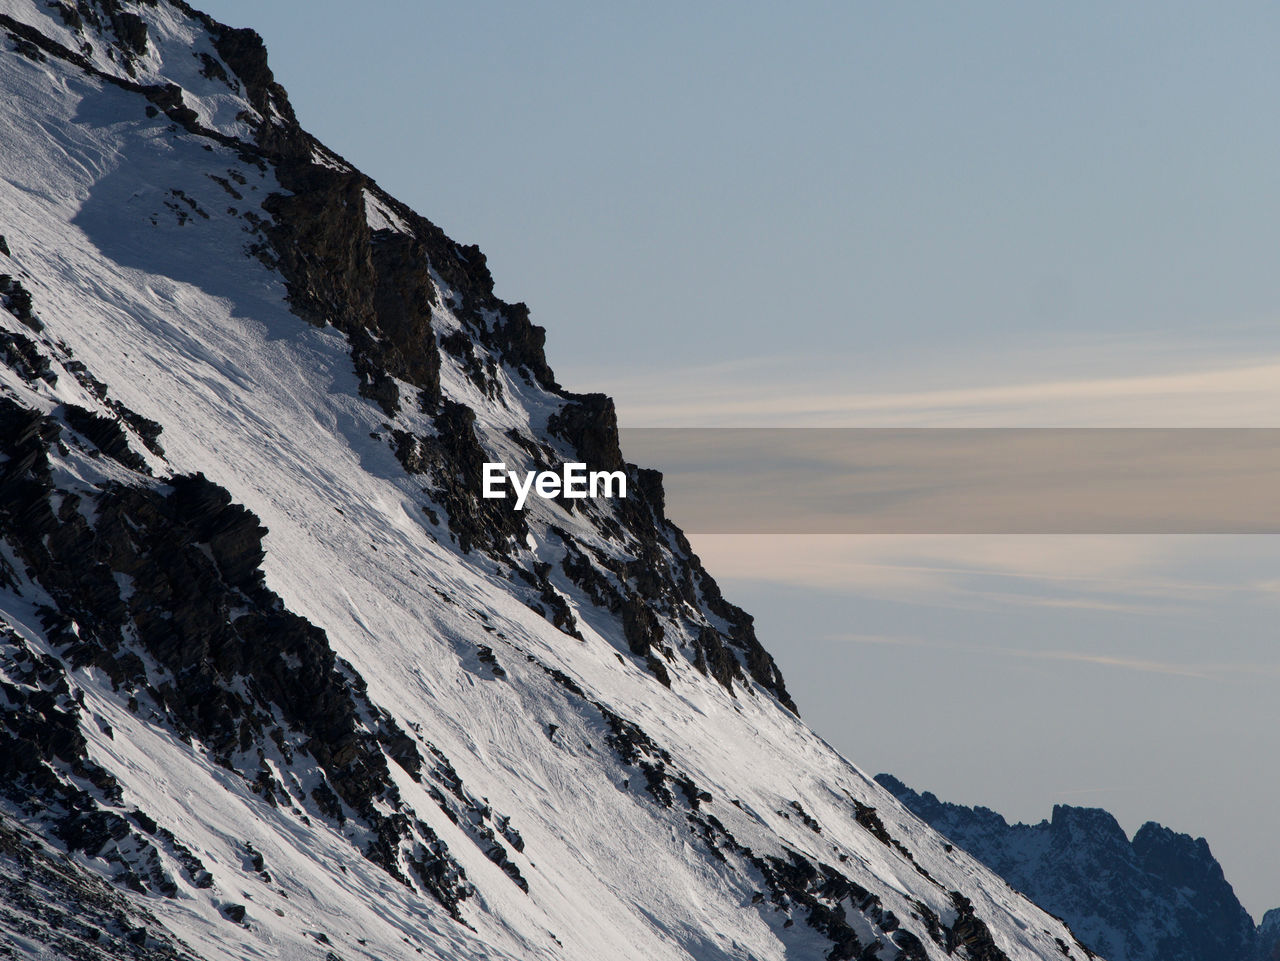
[4,2,1100,958]
[877,773,1269,961]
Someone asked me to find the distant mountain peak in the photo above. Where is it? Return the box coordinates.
[878,773,1266,961]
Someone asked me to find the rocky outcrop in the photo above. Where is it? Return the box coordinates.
[0,303,544,919]
[547,393,625,473]
[398,399,529,554]
[369,229,443,404]
[1257,909,1280,961]
[5,0,799,734]
[0,395,470,916]
[1,272,40,331]
[525,651,987,961]
[0,811,198,961]
[879,773,1257,961]
[146,0,798,708]
[1131,821,1260,961]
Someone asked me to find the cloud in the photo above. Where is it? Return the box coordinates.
[687,532,1280,621]
[1008,649,1211,679]
[688,533,1191,594]
[621,428,1280,534]
[606,346,1280,689]
[823,630,1272,682]
[600,352,1280,428]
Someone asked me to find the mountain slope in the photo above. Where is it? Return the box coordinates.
[1258,910,1280,961]
[877,774,1258,961]
[3,3,1099,959]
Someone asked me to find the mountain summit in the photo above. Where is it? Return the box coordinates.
[878,774,1264,961]
[3,2,1099,958]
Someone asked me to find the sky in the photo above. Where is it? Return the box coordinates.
[196,0,1280,919]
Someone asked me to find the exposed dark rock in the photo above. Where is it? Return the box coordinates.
[643,653,671,687]
[559,542,621,612]
[852,799,894,847]
[474,645,506,678]
[205,21,307,157]
[0,617,177,898]
[547,393,624,473]
[259,171,447,419]
[1257,909,1280,961]
[195,51,228,85]
[405,400,526,555]
[788,800,821,834]
[116,407,164,456]
[946,891,1012,961]
[62,404,150,473]
[879,773,1252,961]
[480,300,556,389]
[0,812,199,961]
[61,354,165,457]
[219,903,245,924]
[144,83,197,126]
[893,929,930,961]
[692,625,743,693]
[8,30,46,61]
[620,595,662,659]
[108,10,147,56]
[2,272,41,330]
[0,327,57,384]
[410,741,527,896]
[261,164,375,331]
[439,328,500,399]
[54,3,84,32]
[697,568,796,713]
[0,390,473,918]
[368,230,442,406]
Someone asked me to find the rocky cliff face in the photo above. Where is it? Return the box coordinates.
[877,774,1263,961]
[2,2,1105,959]
[1256,910,1280,961]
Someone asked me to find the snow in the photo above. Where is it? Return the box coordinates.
[364,188,409,233]
[1,4,1100,959]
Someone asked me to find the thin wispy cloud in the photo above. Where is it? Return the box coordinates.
[602,352,1280,428]
[824,631,1275,682]
[959,592,1187,617]
[687,533,1280,614]
[1007,649,1211,680]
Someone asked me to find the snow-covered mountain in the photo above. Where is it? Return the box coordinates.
[1,3,1104,959]
[877,774,1264,961]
